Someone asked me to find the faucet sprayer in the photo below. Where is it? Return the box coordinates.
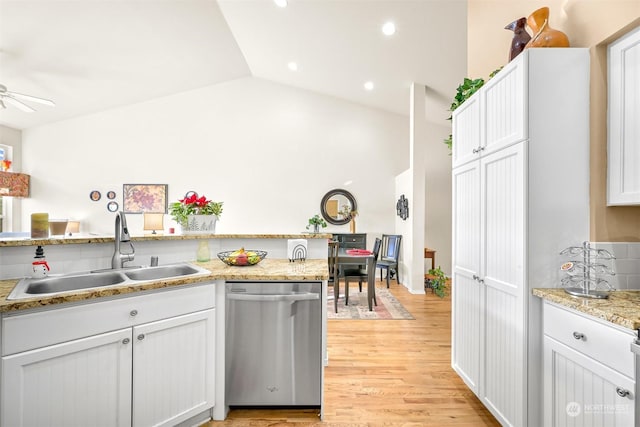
[112,211,135,269]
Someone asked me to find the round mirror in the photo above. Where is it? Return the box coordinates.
[320,189,357,225]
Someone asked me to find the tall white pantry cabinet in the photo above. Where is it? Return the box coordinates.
[451,48,590,427]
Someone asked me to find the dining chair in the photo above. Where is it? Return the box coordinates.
[376,234,402,288]
[343,237,381,311]
[328,241,340,313]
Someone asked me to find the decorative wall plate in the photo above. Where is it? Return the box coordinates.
[90,190,101,201]
[107,201,119,212]
[107,191,116,199]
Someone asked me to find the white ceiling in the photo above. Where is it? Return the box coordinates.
[0,0,467,130]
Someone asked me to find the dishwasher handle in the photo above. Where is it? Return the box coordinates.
[227,292,319,302]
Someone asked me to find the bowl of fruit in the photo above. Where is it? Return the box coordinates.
[217,248,267,266]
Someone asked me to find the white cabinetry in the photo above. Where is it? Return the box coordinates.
[451,48,590,427]
[607,26,640,205]
[543,302,635,426]
[1,284,216,427]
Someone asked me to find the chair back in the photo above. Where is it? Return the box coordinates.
[328,241,339,282]
[366,237,383,283]
[381,234,401,262]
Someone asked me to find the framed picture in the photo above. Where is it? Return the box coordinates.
[123,184,167,213]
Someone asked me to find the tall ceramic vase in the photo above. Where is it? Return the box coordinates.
[505,17,531,61]
[525,7,569,48]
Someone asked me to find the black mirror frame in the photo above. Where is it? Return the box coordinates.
[320,189,357,226]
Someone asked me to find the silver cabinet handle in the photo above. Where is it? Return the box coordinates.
[122,338,130,345]
[472,147,480,154]
[472,274,479,281]
[130,309,138,317]
[572,332,585,340]
[479,146,485,151]
[616,387,630,398]
[137,334,145,341]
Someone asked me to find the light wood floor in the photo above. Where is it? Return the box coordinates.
[205,279,499,426]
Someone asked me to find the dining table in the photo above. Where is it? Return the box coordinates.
[336,248,376,310]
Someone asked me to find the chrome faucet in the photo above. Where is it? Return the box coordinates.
[112,211,135,269]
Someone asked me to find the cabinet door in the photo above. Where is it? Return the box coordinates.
[452,94,482,168]
[133,309,215,427]
[607,26,640,206]
[451,160,481,392]
[2,328,132,427]
[544,336,635,427]
[482,56,526,155]
[479,142,526,427]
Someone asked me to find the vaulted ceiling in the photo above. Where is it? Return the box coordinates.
[0,0,467,130]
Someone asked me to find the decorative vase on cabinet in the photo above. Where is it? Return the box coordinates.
[451,48,589,427]
[525,6,570,48]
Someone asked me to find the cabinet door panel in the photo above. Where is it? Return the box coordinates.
[2,329,132,427]
[133,309,215,427]
[480,143,526,427]
[452,94,482,168]
[544,336,635,427]
[483,58,526,154]
[451,161,481,392]
[607,26,640,205]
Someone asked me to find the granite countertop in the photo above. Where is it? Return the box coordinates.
[0,233,333,247]
[0,258,328,313]
[533,288,640,330]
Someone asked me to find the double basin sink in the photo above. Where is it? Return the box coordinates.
[7,263,212,300]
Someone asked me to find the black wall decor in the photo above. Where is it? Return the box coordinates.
[396,194,409,220]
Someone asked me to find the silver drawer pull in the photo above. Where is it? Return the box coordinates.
[137,334,145,341]
[572,332,585,340]
[130,309,138,317]
[122,338,130,345]
[616,387,630,398]
[472,147,479,154]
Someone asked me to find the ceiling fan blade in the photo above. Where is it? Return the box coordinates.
[7,91,55,107]
[2,95,36,112]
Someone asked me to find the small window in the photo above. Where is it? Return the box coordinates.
[0,143,13,232]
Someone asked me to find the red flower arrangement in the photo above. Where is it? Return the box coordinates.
[169,193,223,226]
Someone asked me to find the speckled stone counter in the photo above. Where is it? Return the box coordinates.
[0,258,328,313]
[0,233,333,247]
[533,288,640,330]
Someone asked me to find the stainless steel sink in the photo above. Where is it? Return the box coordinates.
[25,271,127,295]
[7,262,211,300]
[123,264,203,281]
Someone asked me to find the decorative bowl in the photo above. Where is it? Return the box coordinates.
[217,250,267,266]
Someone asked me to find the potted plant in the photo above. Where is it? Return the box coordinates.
[426,266,449,298]
[169,193,223,234]
[444,68,502,151]
[306,214,327,233]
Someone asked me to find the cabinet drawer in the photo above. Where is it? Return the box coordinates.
[543,302,635,378]
[2,282,215,355]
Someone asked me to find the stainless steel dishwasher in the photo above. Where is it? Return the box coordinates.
[225,281,322,407]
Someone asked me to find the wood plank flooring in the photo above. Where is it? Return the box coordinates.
[205,279,499,426]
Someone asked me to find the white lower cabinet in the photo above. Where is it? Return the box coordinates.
[3,328,133,427]
[133,310,215,427]
[1,284,216,427]
[543,302,635,426]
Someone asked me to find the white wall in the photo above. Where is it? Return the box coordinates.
[19,77,409,236]
[424,121,452,276]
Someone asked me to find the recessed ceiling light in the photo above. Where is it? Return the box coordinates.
[382,21,396,36]
[288,62,298,71]
[274,0,288,7]
[364,81,374,91]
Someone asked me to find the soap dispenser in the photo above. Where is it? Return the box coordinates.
[31,245,50,278]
